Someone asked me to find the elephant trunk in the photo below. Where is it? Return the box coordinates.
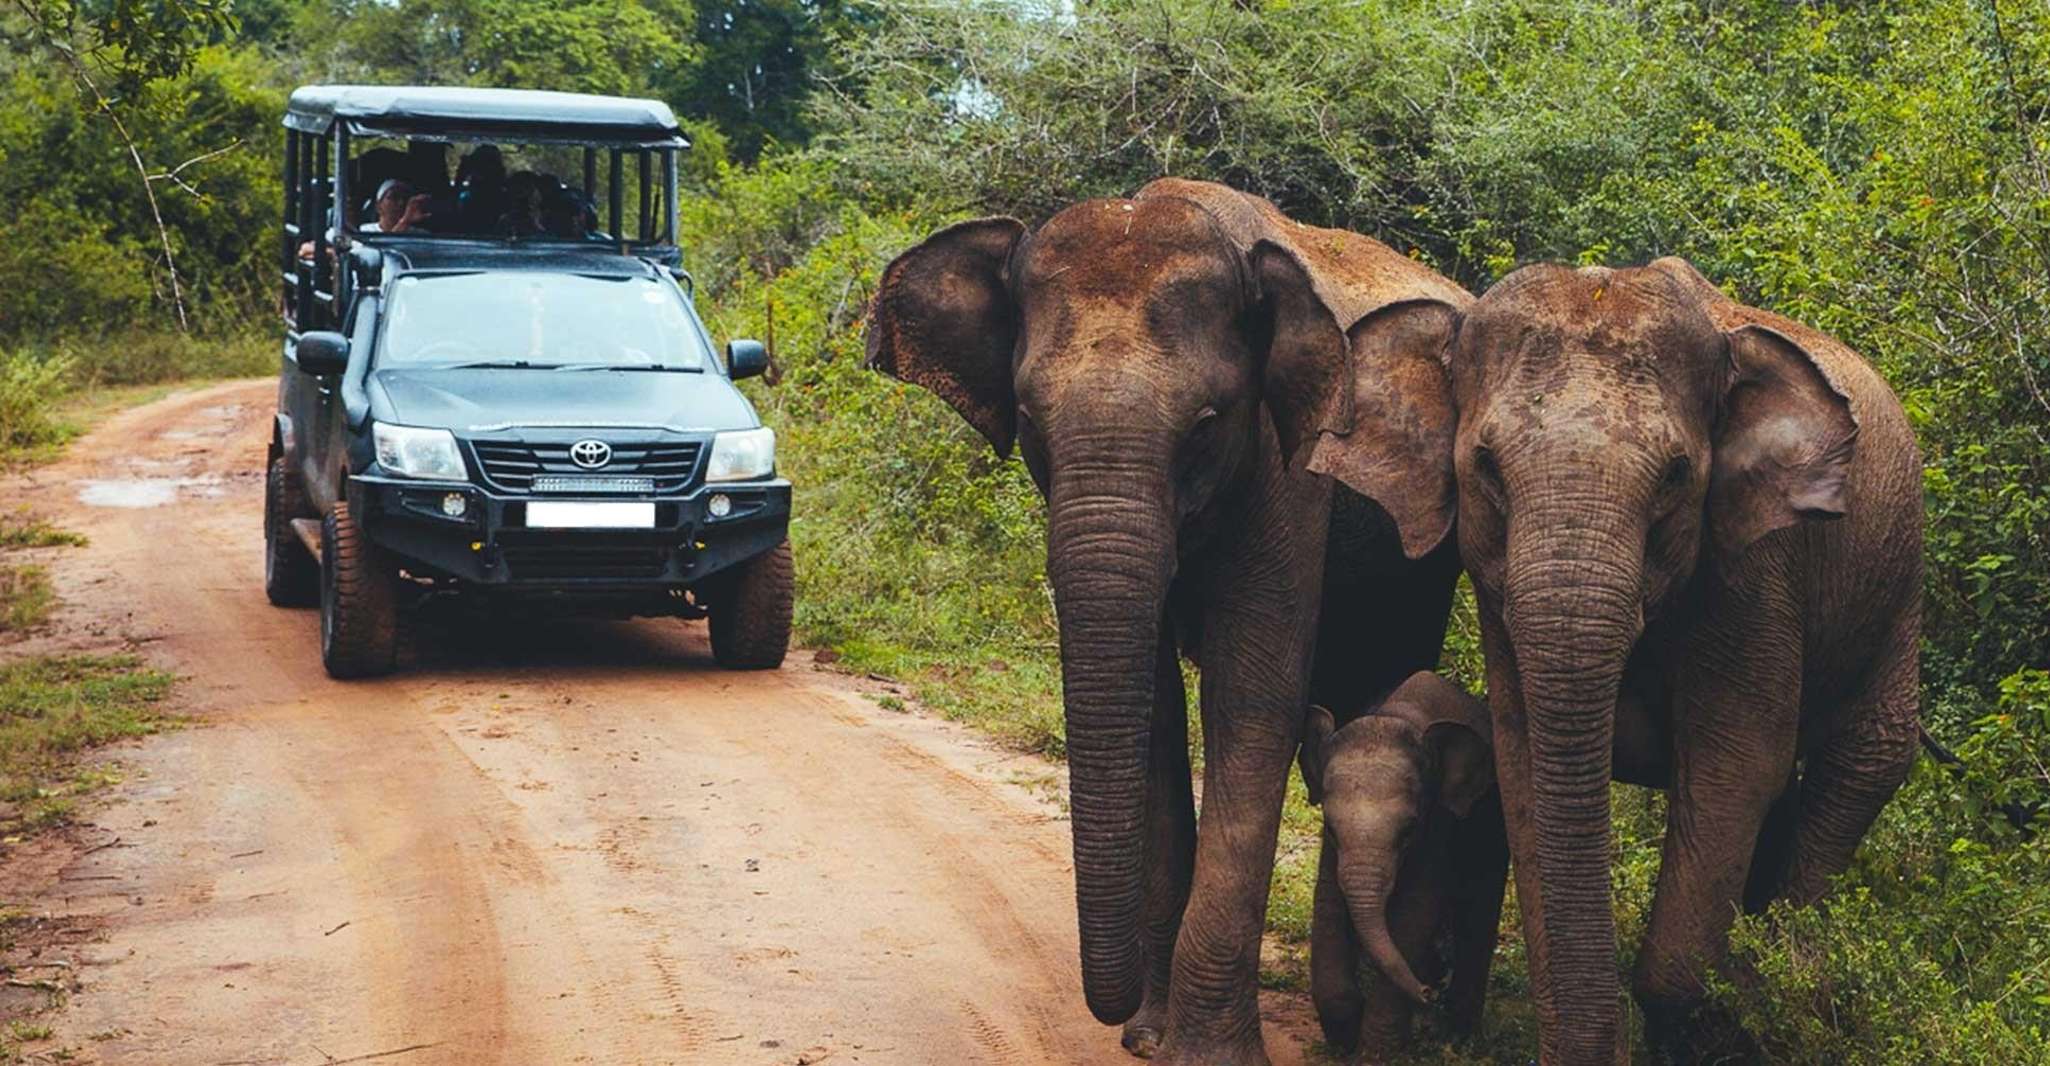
[1502,516,1643,1063]
[1338,851,1433,1006]
[1046,445,1177,1026]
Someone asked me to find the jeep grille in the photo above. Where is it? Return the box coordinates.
[469,440,702,494]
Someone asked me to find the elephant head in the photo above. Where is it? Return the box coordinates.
[1302,671,1494,1007]
[865,197,1368,1024]
[1327,257,1857,1058]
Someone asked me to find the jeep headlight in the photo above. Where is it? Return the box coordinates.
[372,423,467,480]
[705,427,775,482]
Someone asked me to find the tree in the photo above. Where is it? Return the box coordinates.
[4,0,241,329]
[665,0,866,159]
[294,0,697,97]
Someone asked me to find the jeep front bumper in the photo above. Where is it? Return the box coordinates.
[346,473,791,591]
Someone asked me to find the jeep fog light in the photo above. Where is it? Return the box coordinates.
[442,492,468,518]
[707,493,732,518]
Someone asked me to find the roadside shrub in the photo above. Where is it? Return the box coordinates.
[56,330,274,387]
[0,351,74,454]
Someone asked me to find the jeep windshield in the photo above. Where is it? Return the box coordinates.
[376,272,710,371]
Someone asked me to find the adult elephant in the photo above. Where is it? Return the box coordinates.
[1338,257,1922,1062]
[865,179,1470,1064]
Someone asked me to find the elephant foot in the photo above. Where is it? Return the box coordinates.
[1120,1019,1164,1059]
[1642,997,1761,1066]
[1154,1033,1271,1066]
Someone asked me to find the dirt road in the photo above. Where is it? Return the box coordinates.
[0,381,1317,1065]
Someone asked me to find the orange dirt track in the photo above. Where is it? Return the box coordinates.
[0,380,1316,1065]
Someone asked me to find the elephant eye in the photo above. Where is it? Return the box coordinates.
[1660,455,1692,492]
[1472,446,1501,481]
[1016,407,1050,488]
[1469,446,1506,504]
[1182,405,1223,450]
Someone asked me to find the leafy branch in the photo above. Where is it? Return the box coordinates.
[6,0,237,331]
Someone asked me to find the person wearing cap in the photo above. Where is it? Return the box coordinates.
[299,178,433,260]
[362,178,432,233]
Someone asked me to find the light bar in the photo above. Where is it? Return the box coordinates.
[530,474,656,495]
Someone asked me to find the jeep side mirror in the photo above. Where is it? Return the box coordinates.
[347,243,384,289]
[726,339,768,381]
[296,331,350,377]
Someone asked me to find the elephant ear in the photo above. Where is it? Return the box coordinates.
[1306,300,1462,559]
[865,217,1029,456]
[1709,324,1858,561]
[1246,240,1353,469]
[1423,719,1494,819]
[1299,704,1339,806]
[1385,671,1494,818]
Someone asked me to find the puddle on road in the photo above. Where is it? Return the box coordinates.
[77,477,225,509]
[159,405,247,441]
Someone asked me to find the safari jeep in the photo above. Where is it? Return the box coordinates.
[265,86,792,678]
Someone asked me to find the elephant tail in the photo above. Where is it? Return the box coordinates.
[1918,724,2038,835]
[1917,724,1962,766]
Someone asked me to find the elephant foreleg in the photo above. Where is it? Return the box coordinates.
[1308,829,1364,1054]
[1127,628,1197,1059]
[1633,611,1800,1063]
[1444,798,1509,1035]
[1157,579,1317,1066]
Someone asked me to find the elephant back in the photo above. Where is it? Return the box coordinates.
[1134,178,1473,331]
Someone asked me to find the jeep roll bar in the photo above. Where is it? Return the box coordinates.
[280,85,688,335]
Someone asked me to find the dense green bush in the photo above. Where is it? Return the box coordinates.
[821,0,2048,697]
[0,350,72,454]
[0,46,284,340]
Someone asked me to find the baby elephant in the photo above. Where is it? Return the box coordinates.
[1300,671,1509,1060]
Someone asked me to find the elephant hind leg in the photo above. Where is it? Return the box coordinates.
[1778,640,1920,907]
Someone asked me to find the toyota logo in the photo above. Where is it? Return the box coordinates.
[569,439,612,469]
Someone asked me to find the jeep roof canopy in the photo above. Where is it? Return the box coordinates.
[283,85,689,147]
[280,84,688,334]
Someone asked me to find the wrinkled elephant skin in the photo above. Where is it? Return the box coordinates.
[1335,257,1924,1063]
[1300,671,1509,1062]
[865,179,1472,1064]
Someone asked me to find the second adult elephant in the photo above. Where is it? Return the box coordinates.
[1334,258,1923,1063]
[866,179,1470,1064]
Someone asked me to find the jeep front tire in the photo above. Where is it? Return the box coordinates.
[320,501,401,678]
[265,456,319,607]
[707,540,793,670]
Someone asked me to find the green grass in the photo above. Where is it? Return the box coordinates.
[0,566,55,635]
[0,655,174,831]
[0,511,86,550]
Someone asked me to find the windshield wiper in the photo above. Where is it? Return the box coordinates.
[552,363,702,373]
[432,360,564,370]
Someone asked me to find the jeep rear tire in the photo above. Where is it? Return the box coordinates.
[707,540,793,670]
[265,456,319,607]
[320,501,401,678]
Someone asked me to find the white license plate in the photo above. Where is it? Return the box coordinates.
[524,501,656,529]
